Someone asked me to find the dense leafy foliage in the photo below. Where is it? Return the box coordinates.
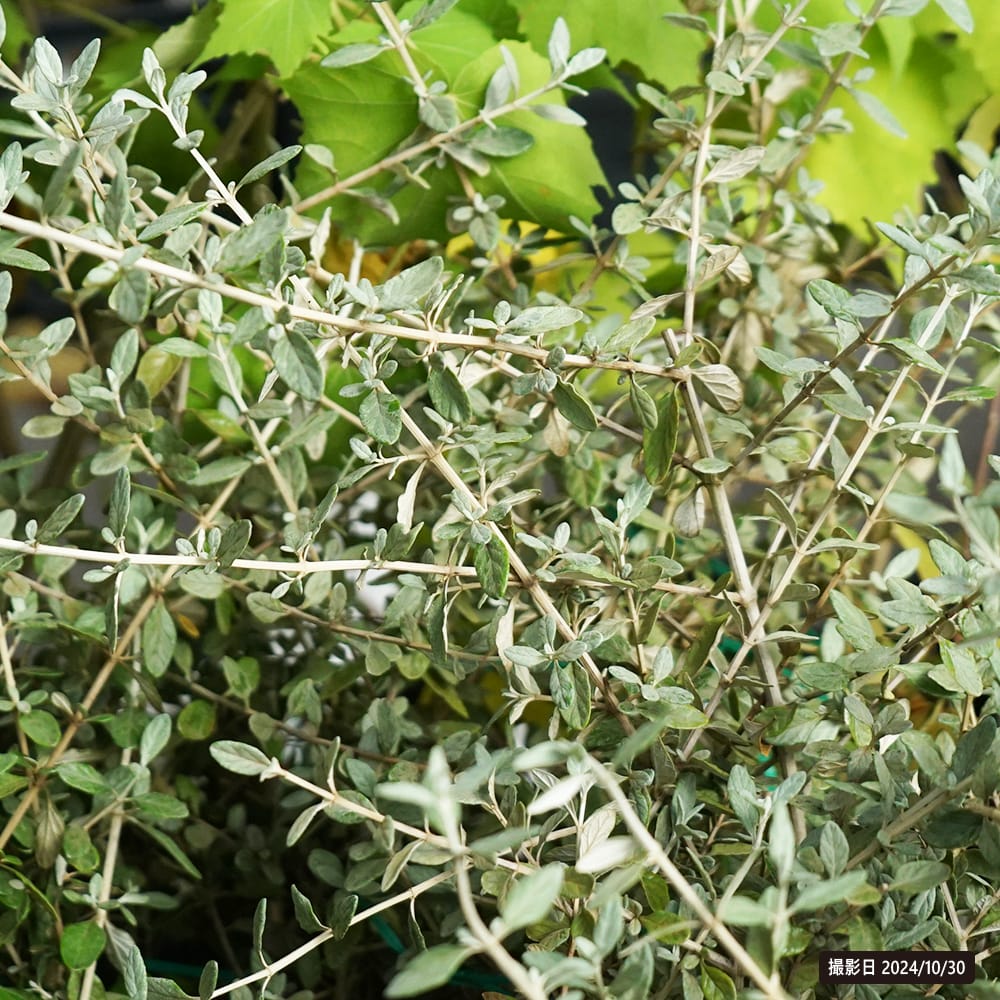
[2,1,1000,999]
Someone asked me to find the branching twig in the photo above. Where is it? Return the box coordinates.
[0,537,478,578]
[209,871,456,999]
[586,759,790,1000]
[0,211,682,384]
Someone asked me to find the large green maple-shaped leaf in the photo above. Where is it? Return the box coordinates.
[502,0,992,233]
[285,60,416,184]
[200,0,335,75]
[282,7,493,244]
[441,0,521,38]
[398,1,499,77]
[510,0,704,89]
[285,14,605,245]
[962,0,1000,92]
[453,41,606,231]
[808,32,984,231]
[754,0,988,231]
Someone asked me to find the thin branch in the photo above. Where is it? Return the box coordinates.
[749,0,890,243]
[662,0,788,728]
[209,871,456,999]
[0,210,682,384]
[0,579,170,852]
[373,4,429,99]
[293,71,581,214]
[262,760,556,875]
[846,775,976,870]
[79,745,132,1000]
[0,537,477,577]
[680,286,962,762]
[452,852,547,1000]
[393,400,634,732]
